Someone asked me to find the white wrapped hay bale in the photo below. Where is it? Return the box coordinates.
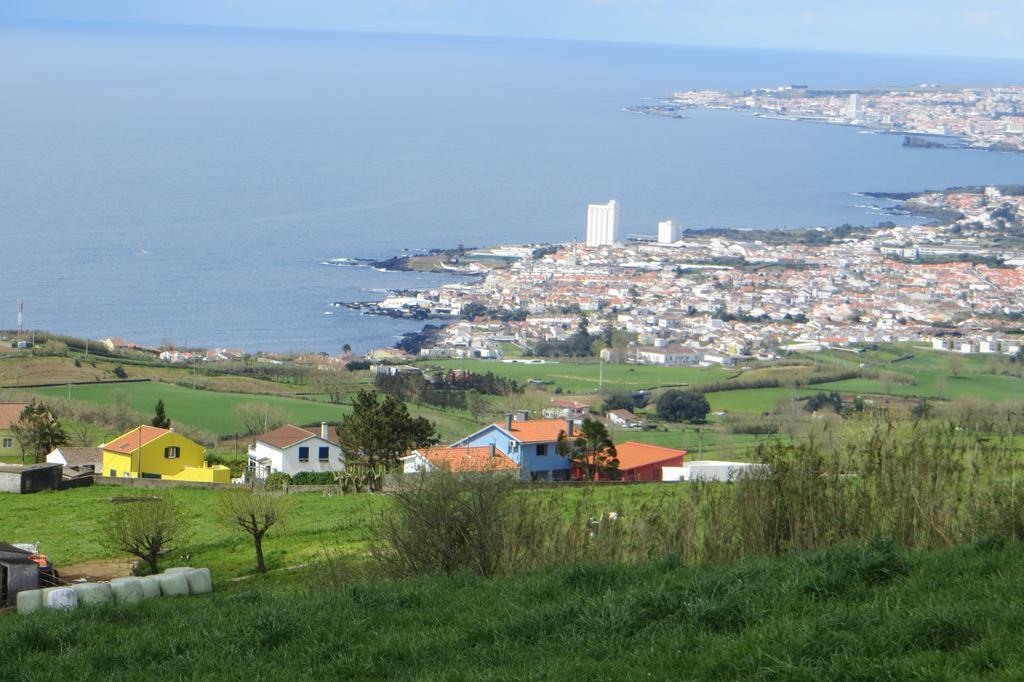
[163,567,194,575]
[157,572,190,597]
[139,575,162,599]
[43,587,79,610]
[110,577,144,604]
[16,589,43,615]
[72,582,113,606]
[183,568,213,595]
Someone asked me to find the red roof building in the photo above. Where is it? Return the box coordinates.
[574,442,686,482]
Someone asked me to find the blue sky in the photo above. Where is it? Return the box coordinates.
[3,1,1023,60]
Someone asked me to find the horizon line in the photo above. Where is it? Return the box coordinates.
[4,16,1024,65]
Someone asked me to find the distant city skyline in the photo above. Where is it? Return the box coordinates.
[3,1,1024,61]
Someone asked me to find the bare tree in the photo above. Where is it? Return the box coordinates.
[220,490,286,573]
[235,402,286,436]
[66,421,94,447]
[101,496,189,575]
[107,389,139,432]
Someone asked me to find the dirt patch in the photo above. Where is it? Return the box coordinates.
[59,557,137,582]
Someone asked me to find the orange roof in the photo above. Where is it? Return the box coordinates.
[0,403,28,430]
[256,424,338,449]
[494,418,569,443]
[418,446,518,472]
[613,442,686,471]
[104,425,172,454]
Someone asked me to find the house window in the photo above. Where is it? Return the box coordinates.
[109,469,116,477]
[318,446,329,462]
[142,473,162,480]
[2,438,11,449]
[298,446,309,462]
[164,446,180,460]
[536,443,548,457]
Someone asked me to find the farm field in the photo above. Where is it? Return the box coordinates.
[419,358,734,394]
[27,382,346,437]
[3,538,1023,679]
[609,426,766,460]
[0,483,698,583]
[0,485,386,581]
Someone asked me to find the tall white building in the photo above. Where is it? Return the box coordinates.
[586,200,619,247]
[847,93,860,120]
[657,219,681,244]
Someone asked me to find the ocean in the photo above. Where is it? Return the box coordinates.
[2,21,1024,352]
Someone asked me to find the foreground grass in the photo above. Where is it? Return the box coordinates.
[2,539,1023,679]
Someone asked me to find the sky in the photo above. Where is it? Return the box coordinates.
[2,0,1024,60]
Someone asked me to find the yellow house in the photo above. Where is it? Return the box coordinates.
[101,425,230,484]
[0,403,28,460]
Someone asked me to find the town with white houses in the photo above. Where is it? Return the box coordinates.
[639,84,1024,152]
[378,188,1024,367]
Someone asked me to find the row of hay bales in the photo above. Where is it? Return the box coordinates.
[16,567,213,615]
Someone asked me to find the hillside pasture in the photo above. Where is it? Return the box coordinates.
[419,358,734,394]
[27,382,345,436]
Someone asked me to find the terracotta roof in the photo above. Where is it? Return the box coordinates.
[50,447,104,466]
[417,446,518,472]
[0,403,28,430]
[256,424,338,449]
[613,442,686,471]
[103,426,172,454]
[493,418,569,444]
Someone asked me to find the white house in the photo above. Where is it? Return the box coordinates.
[247,423,344,479]
[635,344,702,367]
[606,409,643,429]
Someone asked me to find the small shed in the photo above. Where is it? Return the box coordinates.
[0,463,63,494]
[46,447,103,472]
[662,461,766,482]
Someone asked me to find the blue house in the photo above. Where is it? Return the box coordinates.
[452,414,574,481]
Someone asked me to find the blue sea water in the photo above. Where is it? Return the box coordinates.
[2,22,1024,352]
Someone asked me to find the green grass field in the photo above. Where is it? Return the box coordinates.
[3,539,1023,679]
[28,382,347,436]
[419,358,734,394]
[0,485,385,580]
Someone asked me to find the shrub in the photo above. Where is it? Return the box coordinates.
[373,471,516,578]
[291,471,337,485]
[264,472,291,491]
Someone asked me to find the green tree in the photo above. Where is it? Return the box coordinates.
[101,496,189,575]
[556,418,618,482]
[602,392,638,413]
[220,490,285,573]
[151,399,171,429]
[10,400,68,464]
[945,354,966,378]
[336,390,438,491]
[656,390,710,423]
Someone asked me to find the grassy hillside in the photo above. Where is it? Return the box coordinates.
[420,358,734,394]
[27,382,346,436]
[2,539,1023,679]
